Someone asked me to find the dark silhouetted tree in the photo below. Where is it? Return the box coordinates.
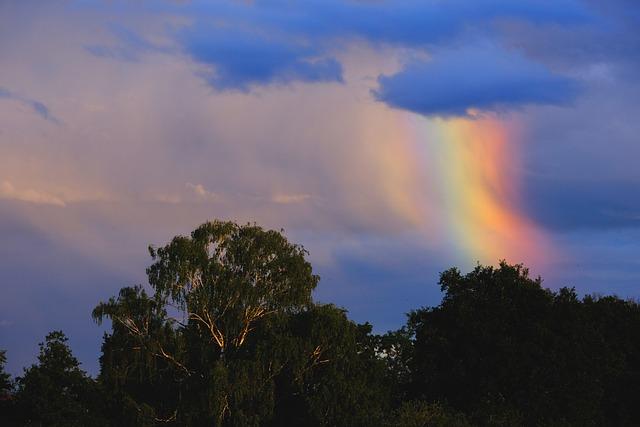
[0,350,16,425]
[386,401,472,427]
[93,286,182,425]
[14,331,106,427]
[11,220,640,427]
[407,261,640,426]
[259,304,391,426]
[93,220,333,425]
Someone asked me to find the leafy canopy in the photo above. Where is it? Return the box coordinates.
[146,220,319,352]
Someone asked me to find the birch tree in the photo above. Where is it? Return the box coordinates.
[93,220,319,425]
[146,220,318,355]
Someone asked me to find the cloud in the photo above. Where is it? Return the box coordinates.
[85,23,174,62]
[0,181,66,206]
[524,178,640,231]
[181,26,343,90]
[272,193,312,204]
[373,45,579,117]
[183,0,588,47]
[117,0,587,91]
[152,193,183,204]
[186,182,219,201]
[159,186,314,206]
[0,87,59,123]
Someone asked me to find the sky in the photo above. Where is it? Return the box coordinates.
[1,0,639,376]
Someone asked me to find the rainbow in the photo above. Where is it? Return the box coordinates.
[399,113,552,269]
[303,87,552,270]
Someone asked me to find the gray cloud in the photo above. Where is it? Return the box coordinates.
[181,25,343,90]
[373,45,579,117]
[89,0,590,96]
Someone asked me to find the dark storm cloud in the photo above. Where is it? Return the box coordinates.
[372,45,579,117]
[102,0,588,95]
[178,0,587,91]
[180,26,343,91]
[498,3,640,77]
[182,0,588,47]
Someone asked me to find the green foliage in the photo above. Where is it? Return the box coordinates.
[0,350,17,426]
[374,327,414,405]
[259,304,391,426]
[93,286,183,425]
[146,220,319,353]
[0,350,11,396]
[387,401,472,427]
[92,220,337,426]
[14,331,106,427]
[9,219,640,426]
[408,261,640,426]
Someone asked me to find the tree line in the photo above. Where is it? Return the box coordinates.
[1,220,640,426]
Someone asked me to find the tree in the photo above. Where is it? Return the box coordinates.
[386,401,472,427]
[406,261,640,426]
[14,331,106,426]
[374,327,414,406]
[0,350,16,426]
[93,286,182,425]
[261,304,392,427]
[0,350,11,396]
[93,220,320,425]
[145,220,318,354]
